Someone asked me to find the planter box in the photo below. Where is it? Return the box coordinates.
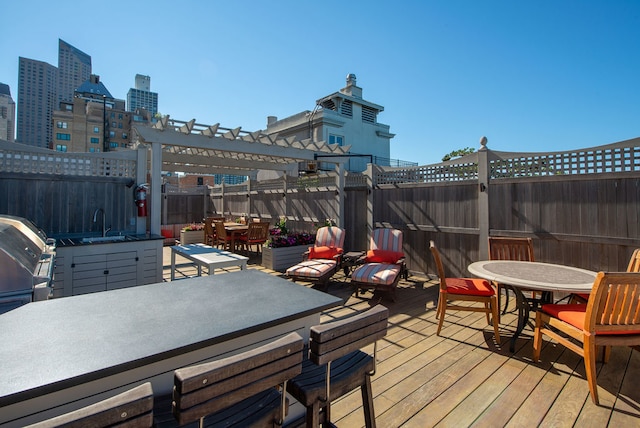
[180,229,204,245]
[262,245,311,271]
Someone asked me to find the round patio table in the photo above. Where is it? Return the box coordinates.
[468,260,597,352]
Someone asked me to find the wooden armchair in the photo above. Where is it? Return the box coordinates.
[431,241,501,342]
[171,332,304,427]
[203,217,225,246]
[213,220,232,250]
[571,248,640,304]
[533,272,640,405]
[27,382,153,427]
[351,228,406,301]
[286,305,388,428]
[488,236,535,316]
[286,226,345,289]
[239,221,270,254]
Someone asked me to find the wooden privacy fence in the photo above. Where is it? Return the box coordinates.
[161,137,639,278]
[0,140,146,236]
[2,137,638,279]
[370,137,640,277]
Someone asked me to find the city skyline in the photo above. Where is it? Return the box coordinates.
[1,1,638,165]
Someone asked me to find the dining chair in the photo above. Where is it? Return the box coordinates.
[533,271,640,405]
[430,241,501,342]
[170,332,304,427]
[26,382,154,427]
[213,220,232,250]
[286,226,346,289]
[351,228,407,302]
[488,236,535,317]
[286,305,388,428]
[238,221,270,255]
[571,248,640,304]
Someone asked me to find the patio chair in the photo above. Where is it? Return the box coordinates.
[203,217,225,246]
[286,226,345,289]
[488,237,536,316]
[170,332,304,427]
[533,271,640,405]
[351,228,407,302]
[570,248,640,304]
[213,220,232,250]
[286,305,388,428]
[430,241,501,342]
[26,382,154,427]
[238,221,270,255]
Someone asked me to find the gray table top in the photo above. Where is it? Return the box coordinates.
[0,270,341,407]
[468,260,597,292]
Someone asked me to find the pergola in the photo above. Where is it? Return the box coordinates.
[133,117,352,236]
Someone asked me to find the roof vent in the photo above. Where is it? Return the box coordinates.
[346,73,356,87]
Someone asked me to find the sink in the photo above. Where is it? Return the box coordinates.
[81,236,127,244]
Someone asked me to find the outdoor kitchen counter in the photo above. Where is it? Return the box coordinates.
[0,270,341,427]
[52,232,164,247]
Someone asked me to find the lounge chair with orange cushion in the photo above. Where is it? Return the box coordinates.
[286,226,345,288]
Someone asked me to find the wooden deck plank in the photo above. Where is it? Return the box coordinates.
[159,249,640,428]
[609,349,640,425]
[472,339,566,427]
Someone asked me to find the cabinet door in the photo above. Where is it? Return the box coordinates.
[106,251,138,290]
[71,254,107,295]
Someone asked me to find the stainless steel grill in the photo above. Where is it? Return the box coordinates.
[0,215,56,314]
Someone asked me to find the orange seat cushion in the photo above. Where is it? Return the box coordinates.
[366,250,404,264]
[309,246,343,260]
[445,277,495,296]
[541,304,640,335]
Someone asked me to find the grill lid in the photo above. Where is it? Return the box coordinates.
[0,223,46,294]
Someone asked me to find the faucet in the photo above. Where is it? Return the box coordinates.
[92,208,111,237]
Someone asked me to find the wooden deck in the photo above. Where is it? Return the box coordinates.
[164,248,640,427]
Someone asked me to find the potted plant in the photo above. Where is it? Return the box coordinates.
[179,223,205,245]
[261,217,315,271]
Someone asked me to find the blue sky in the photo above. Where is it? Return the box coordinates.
[1,1,638,165]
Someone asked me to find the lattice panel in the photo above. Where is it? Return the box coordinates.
[0,144,137,178]
[490,145,640,178]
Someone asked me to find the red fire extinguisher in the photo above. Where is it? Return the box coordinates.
[134,184,148,217]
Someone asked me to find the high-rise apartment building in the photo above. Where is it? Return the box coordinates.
[127,74,158,117]
[57,39,92,105]
[16,39,91,149]
[16,58,58,148]
[0,83,16,142]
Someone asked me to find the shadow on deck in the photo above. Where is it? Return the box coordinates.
[163,247,640,427]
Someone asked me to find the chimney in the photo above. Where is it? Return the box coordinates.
[341,73,362,98]
[267,116,277,126]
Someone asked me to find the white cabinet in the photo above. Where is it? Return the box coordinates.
[53,239,162,297]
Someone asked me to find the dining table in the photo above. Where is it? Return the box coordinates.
[0,269,341,427]
[223,222,249,252]
[468,260,597,352]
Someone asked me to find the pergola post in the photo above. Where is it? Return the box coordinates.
[149,142,162,236]
[336,162,345,228]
